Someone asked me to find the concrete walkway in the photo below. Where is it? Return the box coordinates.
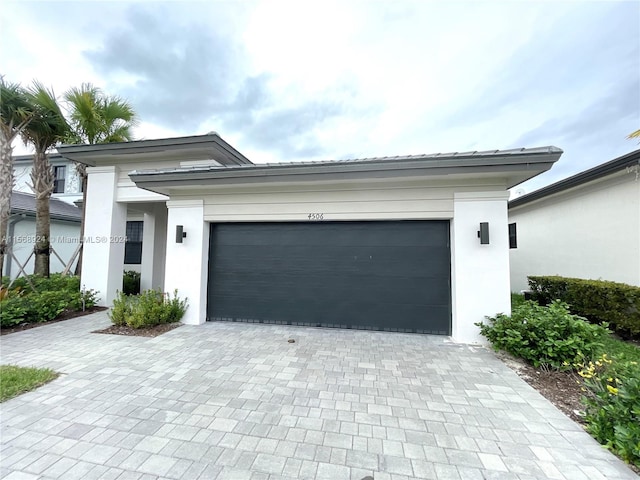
[0,311,636,480]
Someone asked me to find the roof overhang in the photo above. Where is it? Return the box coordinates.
[56,133,253,167]
[509,148,640,209]
[129,146,563,196]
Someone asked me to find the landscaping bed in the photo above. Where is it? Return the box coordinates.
[481,295,640,470]
[93,322,181,337]
[0,306,107,335]
[1,274,99,331]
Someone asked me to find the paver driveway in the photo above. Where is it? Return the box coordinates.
[0,311,636,480]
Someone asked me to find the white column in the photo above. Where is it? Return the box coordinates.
[164,199,208,325]
[140,203,168,291]
[451,192,511,344]
[82,166,127,306]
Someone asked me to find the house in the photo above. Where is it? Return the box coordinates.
[57,134,562,343]
[13,153,83,205]
[4,190,82,279]
[509,149,640,292]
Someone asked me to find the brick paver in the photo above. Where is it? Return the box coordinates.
[0,311,637,479]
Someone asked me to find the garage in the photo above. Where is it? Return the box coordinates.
[207,220,451,334]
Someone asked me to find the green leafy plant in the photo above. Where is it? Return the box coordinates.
[528,276,640,337]
[122,270,141,295]
[28,290,69,323]
[0,275,100,327]
[108,289,188,329]
[0,294,29,327]
[477,300,610,368]
[577,354,640,466]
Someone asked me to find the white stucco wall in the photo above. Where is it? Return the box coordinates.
[81,166,127,306]
[451,192,511,344]
[509,169,640,292]
[164,200,209,325]
[13,159,83,205]
[5,218,80,279]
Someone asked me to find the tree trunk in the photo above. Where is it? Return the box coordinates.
[74,162,87,276]
[30,151,54,277]
[0,131,15,281]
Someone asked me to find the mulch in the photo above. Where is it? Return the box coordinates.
[495,351,587,423]
[0,306,108,335]
[92,323,181,337]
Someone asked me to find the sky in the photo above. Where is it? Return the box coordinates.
[2,0,639,194]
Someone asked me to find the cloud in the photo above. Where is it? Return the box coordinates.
[83,4,358,161]
[440,2,639,135]
[512,76,639,148]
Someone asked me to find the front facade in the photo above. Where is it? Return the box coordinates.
[58,134,561,344]
[509,149,640,292]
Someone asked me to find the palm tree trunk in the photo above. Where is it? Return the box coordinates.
[30,151,54,277]
[0,132,14,280]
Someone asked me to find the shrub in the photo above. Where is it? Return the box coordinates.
[123,270,141,295]
[28,290,69,323]
[0,275,100,327]
[528,276,640,337]
[0,294,29,328]
[577,354,640,466]
[477,300,610,368]
[109,289,188,329]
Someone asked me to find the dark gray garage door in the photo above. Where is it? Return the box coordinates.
[207,221,451,334]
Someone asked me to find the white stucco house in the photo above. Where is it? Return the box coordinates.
[13,153,84,205]
[56,134,562,343]
[509,149,640,292]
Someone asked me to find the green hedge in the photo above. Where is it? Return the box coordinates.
[528,276,640,336]
[0,274,99,328]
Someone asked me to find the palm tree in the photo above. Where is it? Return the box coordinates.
[0,78,34,279]
[20,81,70,277]
[64,83,138,275]
[628,129,640,141]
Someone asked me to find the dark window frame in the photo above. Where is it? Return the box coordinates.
[508,222,517,249]
[53,166,66,193]
[124,221,144,264]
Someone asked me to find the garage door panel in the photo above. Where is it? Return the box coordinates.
[208,221,451,334]
[211,245,450,277]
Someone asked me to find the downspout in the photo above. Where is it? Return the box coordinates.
[5,214,27,279]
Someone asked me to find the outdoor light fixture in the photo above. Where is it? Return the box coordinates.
[176,225,187,243]
[477,222,490,245]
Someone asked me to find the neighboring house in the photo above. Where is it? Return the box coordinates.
[12,153,144,273]
[509,149,640,292]
[5,191,82,279]
[13,153,83,205]
[57,134,562,343]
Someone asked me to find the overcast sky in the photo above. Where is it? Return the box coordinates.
[2,0,638,193]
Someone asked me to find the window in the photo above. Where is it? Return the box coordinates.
[53,166,66,193]
[124,221,143,264]
[508,223,517,249]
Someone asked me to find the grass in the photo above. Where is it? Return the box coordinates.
[601,335,640,362]
[0,365,58,402]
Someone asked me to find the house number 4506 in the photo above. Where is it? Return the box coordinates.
[308,213,324,220]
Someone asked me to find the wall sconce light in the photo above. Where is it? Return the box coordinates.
[176,225,187,243]
[477,222,490,245]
